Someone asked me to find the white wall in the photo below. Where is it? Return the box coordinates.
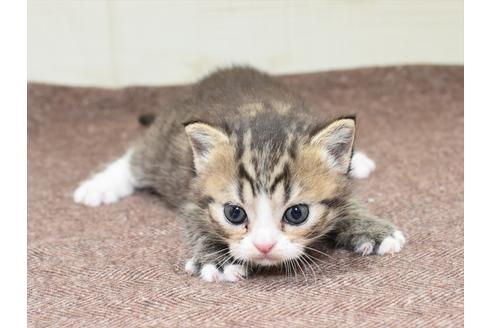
[28,0,463,87]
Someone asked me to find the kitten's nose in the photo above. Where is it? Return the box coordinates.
[254,241,276,254]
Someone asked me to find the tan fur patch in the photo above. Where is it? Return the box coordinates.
[200,143,236,199]
[196,143,251,240]
[291,145,342,202]
[240,102,265,118]
[271,101,291,115]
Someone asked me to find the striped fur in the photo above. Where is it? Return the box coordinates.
[126,67,404,281]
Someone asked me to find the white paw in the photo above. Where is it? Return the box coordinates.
[377,230,406,255]
[355,241,374,256]
[73,175,133,207]
[199,264,223,282]
[350,151,376,179]
[184,258,197,275]
[74,151,135,207]
[222,264,247,282]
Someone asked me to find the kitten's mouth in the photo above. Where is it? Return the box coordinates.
[252,254,281,266]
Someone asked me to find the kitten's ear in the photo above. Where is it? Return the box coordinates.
[310,117,356,173]
[184,121,229,173]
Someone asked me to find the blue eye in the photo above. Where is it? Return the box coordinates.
[224,204,247,225]
[283,204,309,225]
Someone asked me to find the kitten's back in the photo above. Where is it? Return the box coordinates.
[194,66,302,109]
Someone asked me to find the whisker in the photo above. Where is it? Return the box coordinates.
[204,248,229,257]
[303,246,336,261]
[299,258,309,284]
[293,258,308,284]
[284,260,292,280]
[302,250,331,266]
[281,260,288,279]
[289,259,298,282]
[299,255,317,284]
[300,255,315,284]
[213,254,229,264]
[208,252,229,263]
[303,252,324,271]
[213,252,233,268]
[217,254,233,269]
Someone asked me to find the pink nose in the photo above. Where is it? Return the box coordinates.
[254,241,276,254]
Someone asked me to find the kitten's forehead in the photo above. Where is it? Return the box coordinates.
[234,133,293,203]
[230,111,312,200]
[201,108,348,207]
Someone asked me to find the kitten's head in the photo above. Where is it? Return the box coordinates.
[184,112,355,266]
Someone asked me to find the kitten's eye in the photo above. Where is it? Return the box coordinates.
[224,204,247,225]
[283,204,309,225]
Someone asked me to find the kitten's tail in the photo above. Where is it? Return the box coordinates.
[138,113,156,126]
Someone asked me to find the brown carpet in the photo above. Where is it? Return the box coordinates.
[28,66,464,327]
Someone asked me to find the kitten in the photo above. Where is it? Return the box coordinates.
[74,67,404,282]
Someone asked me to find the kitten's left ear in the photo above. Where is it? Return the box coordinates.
[183,121,229,173]
[310,117,356,174]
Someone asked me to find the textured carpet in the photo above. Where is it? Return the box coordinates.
[28,66,464,327]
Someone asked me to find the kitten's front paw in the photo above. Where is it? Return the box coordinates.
[185,259,247,283]
[200,264,223,282]
[354,230,406,256]
[185,259,224,282]
[222,264,247,282]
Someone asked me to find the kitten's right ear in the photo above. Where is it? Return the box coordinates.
[183,121,229,174]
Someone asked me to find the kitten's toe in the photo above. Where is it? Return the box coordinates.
[350,151,376,179]
[101,190,119,204]
[222,264,247,282]
[74,180,104,207]
[199,264,223,282]
[355,241,374,256]
[377,230,406,255]
[184,258,198,275]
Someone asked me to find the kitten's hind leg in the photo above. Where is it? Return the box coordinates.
[350,151,376,179]
[73,149,138,207]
